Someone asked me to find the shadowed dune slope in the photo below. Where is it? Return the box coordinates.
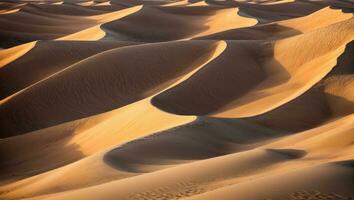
[0,97,196,183]
[152,18,354,118]
[0,40,137,99]
[0,4,141,47]
[0,40,223,137]
[102,5,257,42]
[196,6,353,40]
[248,41,354,132]
[0,117,280,199]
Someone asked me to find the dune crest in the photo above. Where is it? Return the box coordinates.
[58,5,143,41]
[0,41,36,68]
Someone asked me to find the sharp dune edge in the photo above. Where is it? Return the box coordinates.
[0,0,353,200]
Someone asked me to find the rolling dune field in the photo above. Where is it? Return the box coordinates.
[0,0,353,199]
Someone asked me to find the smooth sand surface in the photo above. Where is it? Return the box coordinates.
[0,0,353,200]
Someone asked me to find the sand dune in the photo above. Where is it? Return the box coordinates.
[0,40,224,137]
[0,0,353,200]
[0,40,136,100]
[152,19,353,117]
[102,5,257,42]
[197,6,353,40]
[0,3,140,47]
[0,117,279,199]
[250,43,354,132]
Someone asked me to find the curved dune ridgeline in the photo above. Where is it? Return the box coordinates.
[0,40,224,136]
[0,0,353,200]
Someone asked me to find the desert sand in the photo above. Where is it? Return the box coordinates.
[0,0,353,200]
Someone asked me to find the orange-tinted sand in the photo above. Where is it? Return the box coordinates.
[0,0,353,200]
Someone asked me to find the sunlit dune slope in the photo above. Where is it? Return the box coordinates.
[0,4,141,47]
[0,40,224,137]
[152,18,354,118]
[0,40,136,99]
[102,5,257,41]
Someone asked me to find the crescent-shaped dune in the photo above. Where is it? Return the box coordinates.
[0,0,353,200]
[0,40,224,136]
[0,40,137,99]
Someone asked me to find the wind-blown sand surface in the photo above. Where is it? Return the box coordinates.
[0,0,353,200]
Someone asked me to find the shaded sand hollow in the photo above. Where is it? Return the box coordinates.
[0,0,353,200]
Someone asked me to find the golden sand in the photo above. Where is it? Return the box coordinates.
[0,0,353,199]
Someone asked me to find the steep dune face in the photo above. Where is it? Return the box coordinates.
[214,18,353,117]
[0,41,36,68]
[0,97,196,198]
[57,5,143,40]
[152,40,268,115]
[0,40,136,99]
[0,117,279,199]
[0,3,141,47]
[152,18,354,117]
[249,43,354,132]
[0,97,196,182]
[196,6,353,40]
[206,0,331,22]
[0,40,223,137]
[102,5,257,42]
[0,0,353,200]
